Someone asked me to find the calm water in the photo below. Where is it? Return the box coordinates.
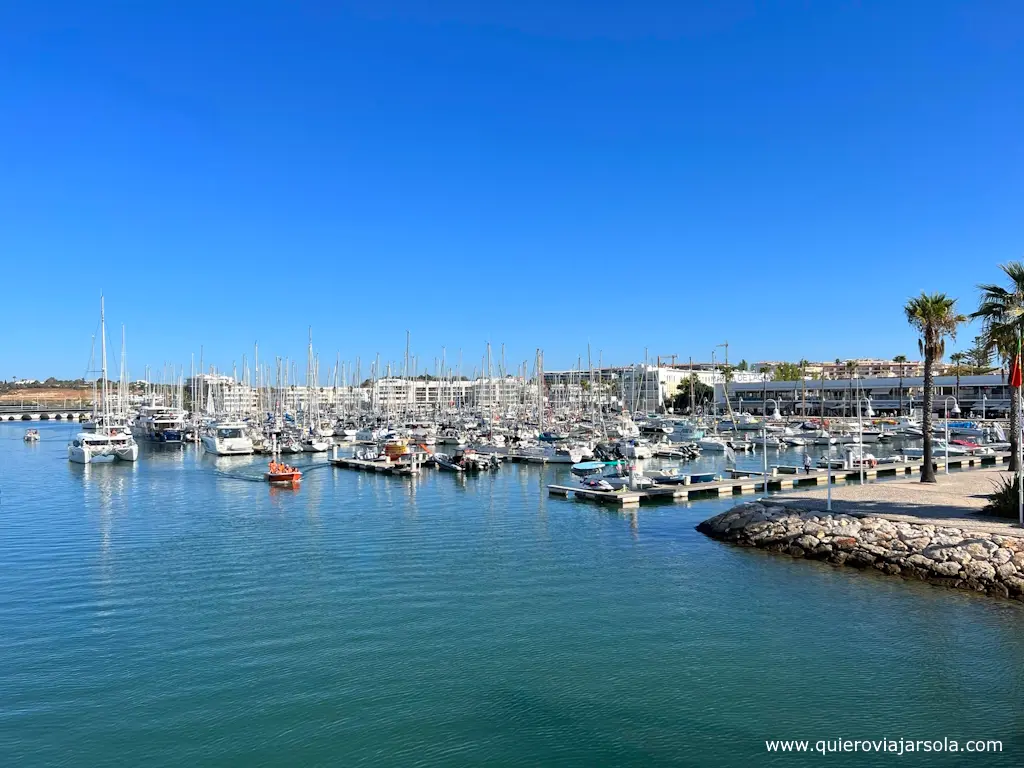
[2,422,1023,766]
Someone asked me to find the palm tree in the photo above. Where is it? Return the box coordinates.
[973,263,1024,471]
[799,359,809,417]
[906,293,965,483]
[892,355,907,415]
[845,360,857,416]
[948,352,966,399]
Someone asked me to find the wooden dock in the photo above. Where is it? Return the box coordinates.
[547,452,1012,507]
[330,456,424,476]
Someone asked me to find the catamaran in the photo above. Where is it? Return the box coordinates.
[68,298,140,464]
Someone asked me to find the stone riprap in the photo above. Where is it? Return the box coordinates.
[697,502,1024,600]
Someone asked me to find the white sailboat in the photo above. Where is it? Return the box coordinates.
[68,298,140,464]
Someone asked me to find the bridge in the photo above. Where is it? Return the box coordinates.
[0,404,91,422]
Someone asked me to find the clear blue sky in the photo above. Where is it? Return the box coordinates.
[1,1,1021,380]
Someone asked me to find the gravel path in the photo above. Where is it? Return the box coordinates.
[779,468,1024,535]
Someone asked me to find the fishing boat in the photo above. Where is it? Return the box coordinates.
[265,461,302,484]
[23,428,40,442]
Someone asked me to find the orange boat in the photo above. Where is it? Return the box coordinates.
[265,461,303,484]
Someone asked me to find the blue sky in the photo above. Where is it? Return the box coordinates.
[1,1,1021,380]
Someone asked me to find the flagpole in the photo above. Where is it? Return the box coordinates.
[1018,326,1022,527]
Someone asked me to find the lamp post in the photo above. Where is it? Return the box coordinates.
[982,394,986,420]
[763,398,780,485]
[943,396,961,475]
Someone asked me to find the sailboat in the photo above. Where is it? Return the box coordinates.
[68,298,140,464]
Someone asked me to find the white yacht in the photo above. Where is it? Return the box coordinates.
[902,439,968,458]
[201,423,255,455]
[617,439,654,459]
[132,403,187,444]
[697,437,730,452]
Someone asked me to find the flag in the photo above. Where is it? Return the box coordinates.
[1012,334,1023,389]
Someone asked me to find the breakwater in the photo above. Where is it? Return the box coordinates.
[697,502,1024,600]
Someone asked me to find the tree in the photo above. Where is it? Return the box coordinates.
[893,355,908,416]
[773,362,803,381]
[672,375,714,413]
[906,293,965,483]
[973,262,1024,472]
[845,360,857,417]
[948,352,967,397]
[736,359,749,371]
[965,335,993,374]
[798,359,809,416]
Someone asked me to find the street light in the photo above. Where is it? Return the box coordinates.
[982,394,987,420]
[763,398,780,485]
[944,396,961,475]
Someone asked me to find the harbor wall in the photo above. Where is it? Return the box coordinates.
[697,502,1024,600]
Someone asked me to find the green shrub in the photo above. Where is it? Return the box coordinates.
[983,475,1023,519]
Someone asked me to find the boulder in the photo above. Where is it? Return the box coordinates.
[992,548,1013,565]
[930,561,962,578]
[794,535,820,550]
[963,539,998,559]
[963,560,997,581]
[996,563,1018,580]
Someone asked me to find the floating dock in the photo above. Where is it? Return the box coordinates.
[547,452,1012,506]
[330,456,425,476]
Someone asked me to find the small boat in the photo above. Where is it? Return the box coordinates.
[902,439,968,457]
[644,467,688,485]
[433,453,465,472]
[697,437,730,452]
[265,462,302,484]
[24,428,40,442]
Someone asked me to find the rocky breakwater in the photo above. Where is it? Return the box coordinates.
[697,502,1024,600]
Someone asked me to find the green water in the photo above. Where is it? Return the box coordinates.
[2,422,1022,766]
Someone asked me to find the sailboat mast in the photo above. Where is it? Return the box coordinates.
[100,296,109,424]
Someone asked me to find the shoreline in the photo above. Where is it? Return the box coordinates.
[697,494,1024,600]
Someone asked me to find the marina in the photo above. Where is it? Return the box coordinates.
[4,3,1021,763]
[3,418,1022,766]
